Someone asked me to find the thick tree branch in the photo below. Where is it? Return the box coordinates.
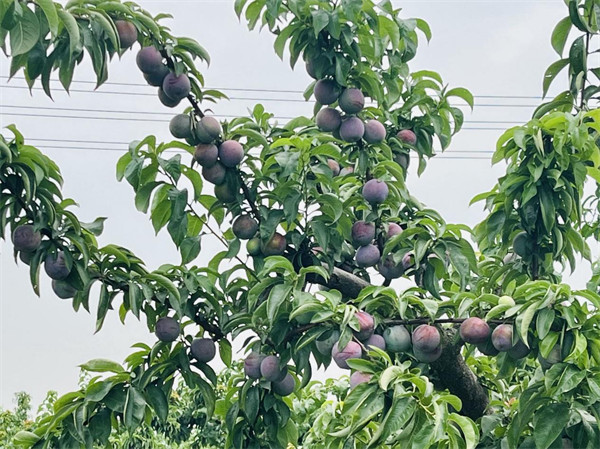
[309,266,490,419]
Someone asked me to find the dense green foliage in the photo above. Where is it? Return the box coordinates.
[3,0,600,448]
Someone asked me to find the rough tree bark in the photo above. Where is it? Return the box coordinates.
[310,267,489,419]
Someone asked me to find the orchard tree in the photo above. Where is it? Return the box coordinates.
[2,0,600,448]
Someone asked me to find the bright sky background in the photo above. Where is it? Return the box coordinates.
[1,0,589,409]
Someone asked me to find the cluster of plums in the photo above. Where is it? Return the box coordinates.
[136,46,191,108]
[231,215,287,258]
[12,225,77,299]
[155,316,217,363]
[243,353,296,396]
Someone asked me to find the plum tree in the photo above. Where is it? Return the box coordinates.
[155,317,180,343]
[3,1,600,448]
[191,338,216,363]
[12,225,41,252]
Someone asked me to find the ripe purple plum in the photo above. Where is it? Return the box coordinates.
[377,256,404,280]
[339,166,354,176]
[162,73,191,101]
[158,87,181,108]
[397,129,417,145]
[362,179,389,204]
[155,317,180,342]
[194,144,219,168]
[232,215,259,240]
[115,20,137,49]
[272,373,295,396]
[412,325,441,353]
[262,233,286,256]
[459,317,491,344]
[386,223,403,239]
[44,252,70,280]
[218,140,244,167]
[356,244,380,268]
[353,311,375,341]
[191,338,216,363]
[338,88,365,114]
[327,159,341,176]
[143,65,169,86]
[202,162,227,185]
[351,221,375,247]
[316,108,342,132]
[364,120,386,144]
[331,341,362,369]
[260,355,287,382]
[195,116,222,143]
[365,334,386,351]
[136,47,163,74]
[314,79,341,105]
[12,225,41,252]
[244,353,265,379]
[51,280,77,299]
[491,324,513,352]
[350,371,372,389]
[339,117,365,142]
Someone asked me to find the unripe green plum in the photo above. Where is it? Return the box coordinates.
[191,338,216,363]
[362,179,389,204]
[412,325,441,353]
[459,317,491,344]
[155,317,180,342]
[315,329,340,355]
[162,73,191,101]
[365,334,386,351]
[169,114,193,139]
[12,225,41,252]
[353,311,375,341]
[202,162,227,185]
[158,87,181,108]
[218,140,244,167]
[232,215,259,240]
[272,373,295,396]
[498,295,515,307]
[338,88,365,114]
[363,120,386,144]
[394,152,410,171]
[143,65,169,86]
[377,256,404,280]
[349,371,372,389]
[214,183,237,203]
[136,46,163,74]
[260,355,287,382]
[246,238,262,256]
[115,20,137,49]
[414,345,442,363]
[44,252,70,280]
[508,338,530,360]
[356,244,380,268]
[244,353,265,379]
[262,233,286,256]
[512,231,532,258]
[386,223,403,239]
[314,79,341,105]
[316,108,342,132]
[332,341,362,369]
[397,129,417,145]
[339,117,365,142]
[383,326,411,353]
[327,159,340,176]
[491,324,513,352]
[351,221,375,247]
[194,144,218,168]
[51,280,77,299]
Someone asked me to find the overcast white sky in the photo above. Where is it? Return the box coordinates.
[1,0,586,409]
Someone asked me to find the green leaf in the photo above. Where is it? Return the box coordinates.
[124,387,146,431]
[218,339,232,367]
[568,35,586,75]
[551,17,571,56]
[448,413,479,449]
[533,402,570,449]
[10,6,39,56]
[80,359,125,373]
[95,283,111,333]
[35,0,57,35]
[145,384,168,422]
[267,283,292,322]
[81,217,107,236]
[415,18,432,42]
[177,37,211,65]
[445,87,474,110]
[311,10,329,38]
[13,431,41,448]
[542,58,569,97]
[57,9,80,56]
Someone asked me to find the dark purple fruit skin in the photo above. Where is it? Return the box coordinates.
[314,79,341,105]
[412,325,441,353]
[362,179,389,204]
[162,73,191,101]
[316,108,342,132]
[365,334,386,351]
[262,233,286,256]
[13,225,42,252]
[338,88,365,114]
[356,244,380,268]
[315,329,340,355]
[332,341,362,369]
[244,353,265,379]
[199,117,222,140]
[354,311,375,341]
[414,345,442,363]
[339,117,365,142]
[377,256,404,280]
[51,280,77,299]
[44,252,70,280]
[115,20,138,48]
[397,129,417,145]
[155,317,180,342]
[272,373,295,396]
[386,223,403,239]
[202,162,227,185]
[350,371,372,389]
[143,65,169,86]
[191,338,216,362]
[327,159,340,176]
[383,326,411,353]
[136,47,163,73]
[363,120,386,144]
[459,317,491,344]
[351,221,375,247]
[508,338,530,360]
[260,355,287,382]
[491,324,513,352]
[194,144,219,168]
[158,87,181,107]
[19,251,33,265]
[218,140,244,167]
[232,215,259,240]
